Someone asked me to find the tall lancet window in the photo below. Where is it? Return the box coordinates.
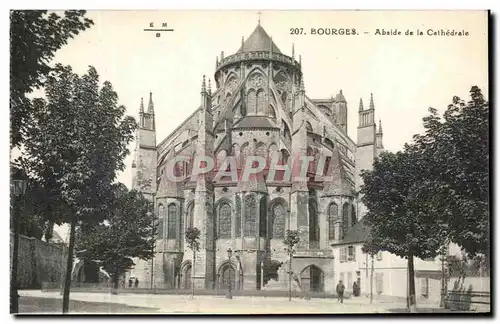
[157,204,165,239]
[342,203,350,239]
[256,89,265,114]
[186,203,194,230]
[272,203,286,239]
[351,204,357,227]
[247,90,257,115]
[167,203,178,239]
[328,203,338,240]
[244,195,257,236]
[235,196,241,237]
[218,203,232,238]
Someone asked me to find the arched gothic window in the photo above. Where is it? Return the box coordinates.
[167,203,178,239]
[328,203,338,240]
[272,203,286,239]
[244,195,257,236]
[158,204,165,239]
[218,203,232,238]
[342,203,350,239]
[235,196,241,237]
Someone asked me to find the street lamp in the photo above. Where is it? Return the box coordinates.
[226,248,233,299]
[10,176,27,314]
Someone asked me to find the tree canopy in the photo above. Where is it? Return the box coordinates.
[361,86,489,259]
[19,64,137,226]
[411,86,489,257]
[10,10,93,147]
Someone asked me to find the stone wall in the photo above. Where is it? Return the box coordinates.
[10,233,67,289]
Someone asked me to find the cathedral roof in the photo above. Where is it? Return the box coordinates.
[232,116,278,129]
[238,24,282,54]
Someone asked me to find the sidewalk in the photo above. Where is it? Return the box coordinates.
[19,290,399,314]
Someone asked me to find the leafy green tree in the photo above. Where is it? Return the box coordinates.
[75,185,157,293]
[19,64,136,313]
[185,227,200,297]
[360,150,446,311]
[412,86,489,257]
[10,10,93,147]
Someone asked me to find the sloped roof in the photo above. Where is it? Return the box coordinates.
[233,116,277,129]
[238,24,282,54]
[332,217,371,246]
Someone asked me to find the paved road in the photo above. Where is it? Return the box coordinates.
[17,290,447,314]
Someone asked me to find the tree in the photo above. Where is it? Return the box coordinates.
[19,64,136,313]
[185,227,200,297]
[283,229,300,301]
[412,86,489,258]
[10,10,93,147]
[360,150,446,312]
[75,185,157,293]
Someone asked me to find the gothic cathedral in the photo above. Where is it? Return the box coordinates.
[130,22,384,293]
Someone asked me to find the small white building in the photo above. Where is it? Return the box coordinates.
[331,218,443,302]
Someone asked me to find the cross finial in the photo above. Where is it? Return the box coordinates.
[257,11,262,25]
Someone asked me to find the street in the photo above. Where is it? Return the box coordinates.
[17,290,455,314]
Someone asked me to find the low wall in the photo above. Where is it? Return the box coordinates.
[10,233,68,289]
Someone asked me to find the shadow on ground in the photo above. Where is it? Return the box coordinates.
[18,296,161,314]
[387,308,476,313]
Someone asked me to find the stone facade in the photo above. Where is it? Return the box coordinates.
[129,23,384,293]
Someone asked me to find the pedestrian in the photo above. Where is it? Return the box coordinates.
[135,278,139,288]
[128,278,133,288]
[336,280,345,303]
[353,281,359,297]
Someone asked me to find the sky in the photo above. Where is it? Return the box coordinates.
[26,10,489,189]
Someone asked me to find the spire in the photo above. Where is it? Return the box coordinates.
[220,51,224,60]
[270,36,273,53]
[359,98,364,112]
[216,56,219,67]
[140,97,144,113]
[201,75,206,93]
[147,92,154,114]
[299,77,305,92]
[299,54,302,66]
[207,79,212,96]
[257,11,262,25]
[241,36,244,48]
[378,119,383,134]
[370,93,375,110]
[292,43,295,59]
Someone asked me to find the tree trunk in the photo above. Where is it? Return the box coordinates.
[62,217,77,313]
[408,252,417,313]
[111,274,119,295]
